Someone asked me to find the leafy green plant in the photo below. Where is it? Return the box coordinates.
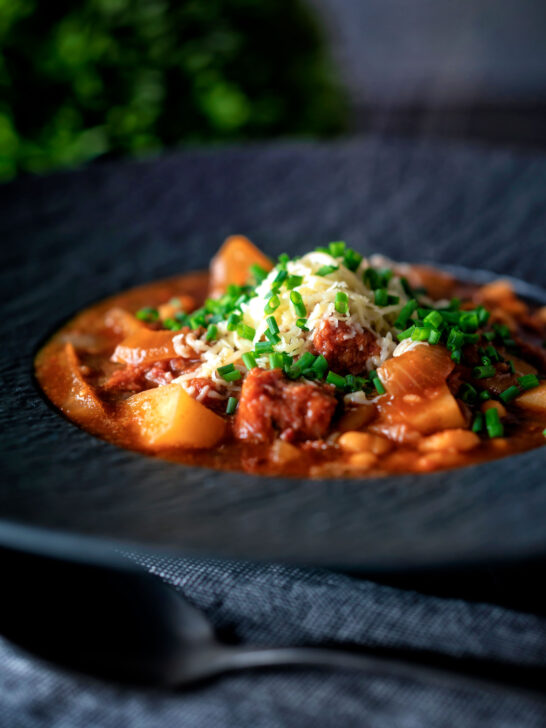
[0,0,346,180]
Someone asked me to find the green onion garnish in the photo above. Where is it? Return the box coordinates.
[471,413,484,433]
[273,269,288,285]
[242,352,257,370]
[237,323,256,341]
[328,241,346,257]
[226,397,238,415]
[316,265,339,277]
[294,352,315,371]
[217,363,235,376]
[371,374,386,395]
[290,290,306,318]
[205,324,218,341]
[136,306,159,322]
[278,253,290,266]
[335,291,349,314]
[226,313,241,331]
[343,249,362,272]
[264,329,280,344]
[397,325,415,341]
[428,329,441,344]
[269,353,284,369]
[312,355,329,376]
[250,264,268,283]
[499,385,520,403]
[286,275,303,290]
[479,390,491,401]
[394,299,417,329]
[451,350,462,364]
[517,374,540,391]
[472,365,496,379]
[296,318,309,331]
[459,312,479,332]
[264,295,280,314]
[424,310,443,329]
[164,318,183,331]
[374,288,389,306]
[255,341,273,354]
[266,316,279,334]
[411,326,432,342]
[485,407,504,438]
[217,364,242,382]
[326,371,346,388]
[459,382,477,404]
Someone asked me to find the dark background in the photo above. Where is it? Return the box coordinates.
[2,0,546,182]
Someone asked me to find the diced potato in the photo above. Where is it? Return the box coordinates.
[123,383,226,449]
[348,452,378,470]
[112,330,178,366]
[389,384,467,434]
[481,400,507,418]
[209,235,273,297]
[516,382,546,413]
[60,343,106,420]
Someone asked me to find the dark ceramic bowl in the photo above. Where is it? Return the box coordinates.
[1,140,545,570]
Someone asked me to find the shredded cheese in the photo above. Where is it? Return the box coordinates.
[173,251,410,387]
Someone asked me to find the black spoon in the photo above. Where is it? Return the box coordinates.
[0,543,544,698]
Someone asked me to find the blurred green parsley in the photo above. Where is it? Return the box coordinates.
[0,0,346,180]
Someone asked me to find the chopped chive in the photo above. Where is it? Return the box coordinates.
[518,374,540,390]
[264,329,280,344]
[296,318,309,331]
[312,354,328,378]
[459,382,477,404]
[164,318,183,331]
[472,365,496,379]
[237,323,256,341]
[507,360,515,374]
[255,341,274,354]
[483,331,496,341]
[206,324,218,341]
[449,297,461,310]
[374,288,389,306]
[411,326,432,342]
[302,368,317,380]
[424,310,443,329]
[472,413,484,433]
[335,291,349,314]
[294,352,315,371]
[326,371,346,388]
[499,385,520,403]
[363,268,380,290]
[485,345,500,362]
[278,253,290,266]
[226,397,238,415]
[397,325,415,341]
[428,329,442,344]
[222,370,242,383]
[250,264,268,283]
[269,352,284,369]
[345,374,356,391]
[485,407,504,438]
[217,363,235,376]
[479,390,491,401]
[476,306,490,325]
[290,290,306,318]
[286,275,303,290]
[315,246,330,254]
[264,295,280,314]
[371,376,386,394]
[266,315,279,334]
[273,269,288,285]
[394,299,417,329]
[316,264,339,277]
[328,241,346,257]
[226,312,241,331]
[447,328,465,350]
[459,312,479,332]
[451,349,462,364]
[242,352,257,370]
[343,249,362,272]
[481,356,492,366]
[136,306,159,322]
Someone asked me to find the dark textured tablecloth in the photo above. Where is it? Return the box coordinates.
[1,137,546,726]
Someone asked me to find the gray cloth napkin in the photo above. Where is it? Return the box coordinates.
[1,555,545,728]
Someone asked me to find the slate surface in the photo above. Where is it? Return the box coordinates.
[0,137,546,568]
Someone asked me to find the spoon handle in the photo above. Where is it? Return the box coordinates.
[200,645,546,701]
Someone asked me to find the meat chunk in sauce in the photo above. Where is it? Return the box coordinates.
[312,319,379,375]
[235,368,337,443]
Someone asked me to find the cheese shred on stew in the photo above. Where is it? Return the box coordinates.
[35,235,546,477]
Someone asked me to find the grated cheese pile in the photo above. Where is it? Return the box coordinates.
[173,251,410,390]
